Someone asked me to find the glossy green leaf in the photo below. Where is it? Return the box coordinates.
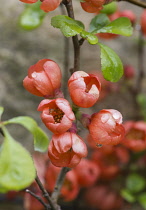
[19,2,46,30]
[80,30,98,44]
[95,17,133,36]
[126,173,146,193]
[0,127,36,193]
[51,15,85,37]
[100,2,117,15]
[121,189,136,203]
[4,116,49,152]
[89,14,110,33]
[98,43,123,82]
[0,107,4,121]
[137,94,146,121]
[137,193,146,209]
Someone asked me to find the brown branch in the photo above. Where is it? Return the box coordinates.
[26,189,51,210]
[51,167,70,203]
[119,0,146,8]
[62,0,80,72]
[35,175,60,210]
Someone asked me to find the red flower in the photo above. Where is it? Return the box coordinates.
[37,98,75,134]
[74,158,101,187]
[89,109,125,145]
[68,71,101,108]
[19,0,61,12]
[122,121,146,152]
[83,185,123,210]
[48,132,88,168]
[23,59,62,97]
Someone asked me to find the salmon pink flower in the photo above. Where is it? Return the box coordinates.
[48,132,88,168]
[68,71,101,108]
[74,158,101,187]
[37,98,75,134]
[121,121,146,152]
[19,0,62,12]
[23,59,62,97]
[89,109,125,145]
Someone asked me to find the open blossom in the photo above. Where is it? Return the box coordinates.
[48,132,88,168]
[89,109,125,145]
[68,71,101,108]
[23,59,62,97]
[37,98,75,134]
[19,0,62,12]
[121,121,146,152]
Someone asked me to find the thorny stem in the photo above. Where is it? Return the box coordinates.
[122,0,146,8]
[62,0,80,72]
[51,167,70,203]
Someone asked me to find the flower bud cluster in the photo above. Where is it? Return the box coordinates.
[23,59,125,168]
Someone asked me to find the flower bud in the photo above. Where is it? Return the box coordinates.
[23,59,62,98]
[89,109,125,145]
[68,71,101,108]
[48,132,88,168]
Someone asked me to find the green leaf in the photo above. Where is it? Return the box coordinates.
[121,189,136,203]
[19,2,46,30]
[95,17,133,36]
[89,14,110,33]
[0,127,36,193]
[137,94,146,121]
[126,173,146,193]
[98,43,123,82]
[137,193,146,209]
[80,30,98,44]
[100,2,117,15]
[0,107,4,121]
[51,15,85,37]
[4,116,49,152]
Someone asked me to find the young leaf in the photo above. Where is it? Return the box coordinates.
[0,107,4,121]
[126,173,146,193]
[137,193,146,209]
[4,116,49,152]
[51,15,85,37]
[80,30,98,44]
[89,14,110,33]
[100,2,117,15]
[19,2,46,30]
[95,17,133,36]
[98,43,123,82]
[121,189,136,203]
[0,127,36,192]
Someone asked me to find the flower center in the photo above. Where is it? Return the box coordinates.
[49,108,64,124]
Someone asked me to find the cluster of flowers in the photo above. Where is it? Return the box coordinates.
[23,59,126,168]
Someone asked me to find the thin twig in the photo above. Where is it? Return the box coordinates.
[26,189,50,209]
[51,167,70,203]
[35,175,59,210]
[120,0,146,8]
[62,0,80,72]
